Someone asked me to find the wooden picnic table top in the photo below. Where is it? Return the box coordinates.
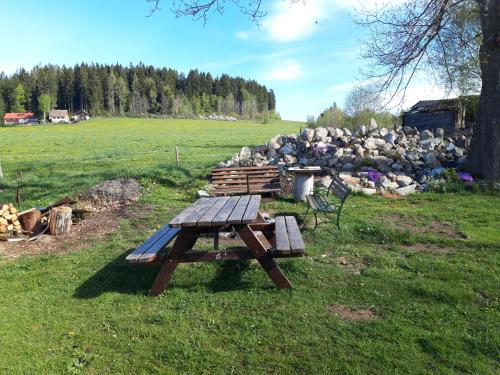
[169,195,261,228]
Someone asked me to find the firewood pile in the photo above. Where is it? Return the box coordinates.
[0,204,22,240]
[0,197,91,242]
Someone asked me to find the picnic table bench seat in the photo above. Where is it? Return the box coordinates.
[126,224,180,263]
[270,216,305,257]
[212,166,281,196]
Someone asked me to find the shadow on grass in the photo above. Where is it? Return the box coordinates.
[207,260,254,292]
[73,250,158,298]
[74,252,272,298]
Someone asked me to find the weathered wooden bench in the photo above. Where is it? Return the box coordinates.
[212,166,281,196]
[270,216,305,257]
[306,175,350,230]
[126,224,180,264]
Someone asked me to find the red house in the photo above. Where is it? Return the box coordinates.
[4,112,38,125]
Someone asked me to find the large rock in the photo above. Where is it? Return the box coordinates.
[396,175,413,187]
[395,184,417,196]
[420,130,434,140]
[368,118,378,131]
[267,136,281,150]
[301,128,314,141]
[279,143,294,155]
[424,153,441,168]
[383,131,396,144]
[356,125,367,137]
[239,146,252,160]
[328,127,344,139]
[313,127,329,141]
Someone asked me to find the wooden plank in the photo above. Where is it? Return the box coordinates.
[169,198,209,227]
[227,195,251,224]
[148,228,198,296]
[181,197,221,227]
[197,196,230,227]
[285,216,305,252]
[137,227,181,263]
[242,195,261,223]
[126,223,172,263]
[212,166,278,173]
[306,195,319,210]
[211,196,240,225]
[238,225,293,289]
[274,216,291,251]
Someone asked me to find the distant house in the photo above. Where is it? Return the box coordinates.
[76,110,90,121]
[402,98,466,131]
[4,112,38,125]
[49,109,70,124]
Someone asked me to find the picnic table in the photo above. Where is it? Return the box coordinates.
[127,194,305,296]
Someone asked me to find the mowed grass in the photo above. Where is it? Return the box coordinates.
[0,118,499,374]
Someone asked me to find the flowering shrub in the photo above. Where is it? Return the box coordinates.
[360,169,384,182]
[458,172,473,183]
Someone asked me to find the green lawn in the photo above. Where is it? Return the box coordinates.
[0,118,499,374]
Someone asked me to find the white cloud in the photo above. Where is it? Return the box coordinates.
[263,0,407,42]
[266,61,303,81]
[235,31,249,40]
[263,0,328,42]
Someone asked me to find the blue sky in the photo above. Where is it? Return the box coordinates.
[0,0,446,120]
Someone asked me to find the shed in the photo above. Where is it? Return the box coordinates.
[49,109,70,124]
[402,98,465,131]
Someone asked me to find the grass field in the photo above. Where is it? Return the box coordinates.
[0,118,499,374]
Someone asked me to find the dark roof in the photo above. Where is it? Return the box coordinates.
[409,98,462,112]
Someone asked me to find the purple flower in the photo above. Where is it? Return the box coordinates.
[457,172,473,183]
[360,171,384,182]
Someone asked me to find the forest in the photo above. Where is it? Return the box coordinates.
[0,63,276,120]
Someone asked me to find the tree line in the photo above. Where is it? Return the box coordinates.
[0,63,277,120]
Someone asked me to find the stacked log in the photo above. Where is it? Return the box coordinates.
[0,204,22,239]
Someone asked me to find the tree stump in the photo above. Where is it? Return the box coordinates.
[19,208,42,234]
[49,206,72,236]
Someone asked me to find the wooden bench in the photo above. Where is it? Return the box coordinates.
[270,216,305,257]
[212,166,280,196]
[306,175,350,230]
[126,224,180,264]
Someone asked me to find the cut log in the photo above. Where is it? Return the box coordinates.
[19,209,42,234]
[49,206,72,236]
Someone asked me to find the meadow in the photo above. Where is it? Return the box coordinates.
[0,118,499,374]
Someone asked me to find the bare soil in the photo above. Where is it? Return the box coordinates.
[382,214,466,239]
[328,304,378,321]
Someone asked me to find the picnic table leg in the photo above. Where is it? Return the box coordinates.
[238,225,293,289]
[149,228,198,296]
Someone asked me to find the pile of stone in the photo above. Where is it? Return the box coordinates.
[216,119,471,196]
[199,114,237,122]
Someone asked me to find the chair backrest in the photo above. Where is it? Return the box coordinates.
[327,175,350,202]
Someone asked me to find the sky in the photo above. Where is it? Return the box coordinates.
[0,0,448,120]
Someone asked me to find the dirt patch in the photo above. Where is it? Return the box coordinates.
[328,304,378,321]
[382,214,466,239]
[0,203,153,261]
[401,243,455,254]
[335,256,367,275]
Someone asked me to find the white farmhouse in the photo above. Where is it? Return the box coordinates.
[49,109,70,124]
